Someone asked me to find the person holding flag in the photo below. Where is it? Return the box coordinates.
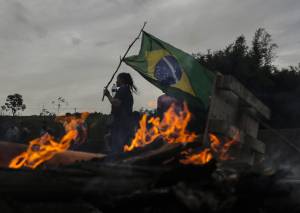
[103,72,137,153]
[102,27,216,151]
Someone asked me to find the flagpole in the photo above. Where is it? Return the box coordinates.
[101,22,147,101]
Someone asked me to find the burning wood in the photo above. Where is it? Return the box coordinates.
[211,131,240,161]
[124,102,198,152]
[180,148,213,165]
[123,102,239,166]
[180,132,240,165]
[8,112,90,169]
[0,140,105,168]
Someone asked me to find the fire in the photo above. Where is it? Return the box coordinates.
[9,112,89,169]
[124,102,198,152]
[209,132,240,161]
[180,132,239,165]
[180,148,213,165]
[124,98,239,164]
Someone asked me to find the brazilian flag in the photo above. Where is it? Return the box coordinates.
[124,31,216,111]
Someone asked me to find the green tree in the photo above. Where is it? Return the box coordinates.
[195,28,278,93]
[194,28,300,128]
[250,28,278,69]
[2,93,26,116]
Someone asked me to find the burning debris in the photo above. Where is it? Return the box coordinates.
[124,102,239,166]
[180,148,213,165]
[180,132,240,165]
[124,102,197,152]
[9,112,89,169]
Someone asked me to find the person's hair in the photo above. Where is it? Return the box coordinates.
[118,72,137,93]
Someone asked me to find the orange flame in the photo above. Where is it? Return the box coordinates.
[9,112,89,169]
[180,132,239,165]
[180,148,213,165]
[124,102,197,152]
[209,132,240,161]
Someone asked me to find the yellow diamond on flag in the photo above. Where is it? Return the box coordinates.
[145,49,195,96]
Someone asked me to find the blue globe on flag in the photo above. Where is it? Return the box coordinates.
[154,55,182,86]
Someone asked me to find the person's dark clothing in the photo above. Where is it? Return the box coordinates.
[110,85,133,153]
[111,85,133,120]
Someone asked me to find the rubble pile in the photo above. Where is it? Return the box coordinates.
[0,143,299,213]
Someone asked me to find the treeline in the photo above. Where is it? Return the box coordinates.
[194,28,300,128]
[0,112,109,153]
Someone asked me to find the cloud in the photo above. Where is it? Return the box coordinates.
[95,40,112,47]
[0,0,47,41]
[71,36,81,46]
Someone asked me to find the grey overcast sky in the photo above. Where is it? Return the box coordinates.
[0,0,300,115]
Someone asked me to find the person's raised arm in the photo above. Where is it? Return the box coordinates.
[104,88,121,107]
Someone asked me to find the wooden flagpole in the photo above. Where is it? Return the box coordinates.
[101,22,147,101]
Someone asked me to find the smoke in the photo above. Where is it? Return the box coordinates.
[259,128,300,177]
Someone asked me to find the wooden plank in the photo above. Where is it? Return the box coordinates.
[0,141,105,168]
[122,143,183,165]
[208,119,265,153]
[208,119,244,142]
[244,135,266,154]
[216,75,271,119]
